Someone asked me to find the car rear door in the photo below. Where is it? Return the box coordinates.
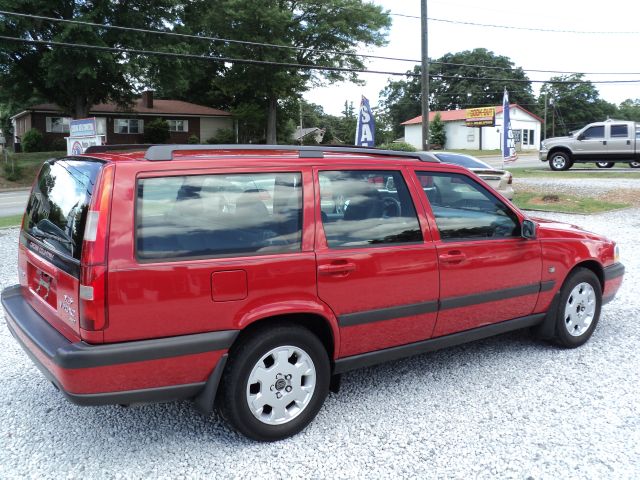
[314,166,439,358]
[606,123,633,158]
[412,169,544,337]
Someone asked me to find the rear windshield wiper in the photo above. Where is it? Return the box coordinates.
[30,226,74,246]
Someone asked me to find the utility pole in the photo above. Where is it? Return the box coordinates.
[543,93,548,141]
[299,100,303,145]
[420,0,429,151]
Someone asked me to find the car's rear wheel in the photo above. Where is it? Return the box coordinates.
[596,162,615,168]
[629,161,640,168]
[549,152,572,171]
[218,324,330,441]
[551,268,602,348]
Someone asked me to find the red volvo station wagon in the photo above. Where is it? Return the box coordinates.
[2,145,625,441]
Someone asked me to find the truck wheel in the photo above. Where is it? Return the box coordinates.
[549,152,572,171]
[218,324,330,441]
[596,162,615,168]
[629,161,640,168]
[550,268,602,348]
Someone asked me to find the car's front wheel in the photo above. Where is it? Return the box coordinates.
[629,161,640,168]
[551,268,602,348]
[549,152,572,171]
[218,323,330,441]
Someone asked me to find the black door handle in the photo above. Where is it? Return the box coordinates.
[603,140,607,145]
[627,140,631,145]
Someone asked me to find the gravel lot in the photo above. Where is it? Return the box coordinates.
[1,202,639,478]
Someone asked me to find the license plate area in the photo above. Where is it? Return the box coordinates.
[28,262,57,309]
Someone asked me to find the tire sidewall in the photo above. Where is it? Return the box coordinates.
[549,152,571,171]
[555,269,602,348]
[220,325,330,441]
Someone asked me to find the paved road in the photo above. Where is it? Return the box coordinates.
[0,190,29,217]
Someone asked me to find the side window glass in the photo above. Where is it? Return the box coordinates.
[137,172,302,260]
[416,172,521,241]
[582,126,604,139]
[319,170,422,248]
[610,125,628,137]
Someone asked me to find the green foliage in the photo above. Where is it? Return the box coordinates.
[0,0,181,118]
[2,157,23,181]
[207,128,236,144]
[49,138,67,151]
[187,134,200,144]
[22,129,44,152]
[380,49,536,137]
[154,0,390,143]
[539,74,617,137]
[143,119,170,144]
[429,112,446,148]
[378,142,417,152]
[616,99,640,121]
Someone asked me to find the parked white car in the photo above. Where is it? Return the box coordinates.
[431,152,514,200]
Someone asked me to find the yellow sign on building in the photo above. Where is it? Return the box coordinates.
[465,107,496,127]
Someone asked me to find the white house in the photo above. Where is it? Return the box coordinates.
[402,104,543,151]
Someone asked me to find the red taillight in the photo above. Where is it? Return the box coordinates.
[79,164,114,336]
[79,265,107,332]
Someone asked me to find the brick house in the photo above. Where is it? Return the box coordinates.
[10,90,233,148]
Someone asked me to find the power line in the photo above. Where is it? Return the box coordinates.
[0,35,417,77]
[390,12,640,34]
[3,10,640,77]
[5,34,640,86]
[0,9,417,64]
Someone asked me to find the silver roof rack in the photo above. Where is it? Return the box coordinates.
[85,144,157,154]
[143,144,440,163]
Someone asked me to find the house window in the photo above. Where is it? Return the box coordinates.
[167,120,188,132]
[523,130,529,144]
[529,129,535,145]
[46,117,70,133]
[115,119,144,134]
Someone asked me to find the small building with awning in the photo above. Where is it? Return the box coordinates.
[401,104,542,151]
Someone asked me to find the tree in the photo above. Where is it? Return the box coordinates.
[616,99,640,121]
[380,49,535,137]
[429,112,446,148]
[538,74,617,137]
[169,0,390,144]
[0,0,181,118]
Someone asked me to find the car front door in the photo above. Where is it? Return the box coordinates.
[413,170,544,337]
[314,167,439,358]
[574,125,607,160]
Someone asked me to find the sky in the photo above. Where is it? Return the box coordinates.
[304,0,640,117]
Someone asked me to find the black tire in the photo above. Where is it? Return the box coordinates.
[550,268,602,348]
[596,162,615,168]
[549,152,572,171]
[629,161,640,168]
[217,323,330,441]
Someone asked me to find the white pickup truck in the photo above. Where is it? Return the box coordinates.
[539,119,640,170]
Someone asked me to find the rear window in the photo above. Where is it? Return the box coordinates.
[136,172,303,260]
[24,159,103,260]
[434,153,490,169]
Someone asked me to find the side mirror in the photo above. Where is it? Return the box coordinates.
[577,133,584,141]
[522,219,537,239]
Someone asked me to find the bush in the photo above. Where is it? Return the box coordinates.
[429,112,447,148]
[143,119,170,144]
[2,158,23,181]
[187,134,200,144]
[49,138,67,151]
[206,128,235,144]
[378,142,417,152]
[22,129,44,152]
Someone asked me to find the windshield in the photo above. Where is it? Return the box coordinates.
[24,159,103,260]
[434,153,492,169]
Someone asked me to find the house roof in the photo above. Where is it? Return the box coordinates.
[14,97,230,119]
[401,104,543,125]
[292,127,324,141]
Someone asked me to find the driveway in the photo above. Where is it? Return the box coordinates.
[0,190,29,217]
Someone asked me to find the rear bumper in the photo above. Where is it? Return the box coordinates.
[2,284,237,407]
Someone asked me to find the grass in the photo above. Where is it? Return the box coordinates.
[513,191,630,214]
[1,150,65,189]
[0,214,23,229]
[509,167,640,179]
